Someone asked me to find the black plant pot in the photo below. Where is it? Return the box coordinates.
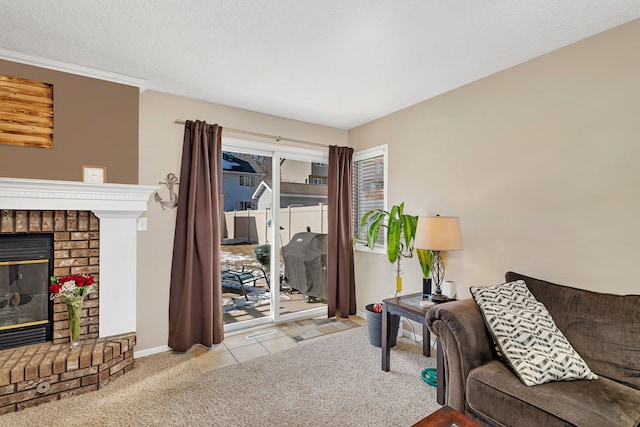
[365,303,401,348]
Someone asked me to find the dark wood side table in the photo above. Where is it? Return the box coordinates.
[382,292,431,372]
[411,406,482,427]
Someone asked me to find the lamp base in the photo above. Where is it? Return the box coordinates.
[429,293,450,304]
[422,278,432,300]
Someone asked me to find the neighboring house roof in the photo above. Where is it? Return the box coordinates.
[281,182,327,197]
[252,180,328,201]
[252,181,272,200]
[223,153,264,175]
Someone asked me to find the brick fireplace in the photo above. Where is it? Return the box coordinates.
[0,177,157,413]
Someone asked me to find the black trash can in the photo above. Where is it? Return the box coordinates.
[365,304,400,348]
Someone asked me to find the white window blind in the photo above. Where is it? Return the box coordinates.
[352,145,387,250]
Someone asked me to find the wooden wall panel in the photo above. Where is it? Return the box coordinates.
[0,74,53,148]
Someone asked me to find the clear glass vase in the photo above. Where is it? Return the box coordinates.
[65,294,86,348]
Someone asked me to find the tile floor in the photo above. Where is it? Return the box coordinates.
[190,315,366,373]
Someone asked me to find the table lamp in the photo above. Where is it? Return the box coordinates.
[414,215,463,303]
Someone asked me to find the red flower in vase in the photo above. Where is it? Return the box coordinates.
[49,274,95,300]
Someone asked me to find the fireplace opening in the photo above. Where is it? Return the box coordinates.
[0,234,53,350]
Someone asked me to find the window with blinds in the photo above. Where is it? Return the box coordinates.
[352,145,388,250]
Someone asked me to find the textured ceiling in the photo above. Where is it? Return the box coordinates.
[1,1,639,129]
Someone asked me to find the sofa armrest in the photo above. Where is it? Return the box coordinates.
[426,299,495,412]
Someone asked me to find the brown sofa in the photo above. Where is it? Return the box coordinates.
[426,271,640,427]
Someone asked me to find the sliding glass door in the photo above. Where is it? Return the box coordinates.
[221,138,328,333]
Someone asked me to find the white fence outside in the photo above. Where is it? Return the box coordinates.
[224,204,328,245]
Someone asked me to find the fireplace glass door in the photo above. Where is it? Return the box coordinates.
[0,233,53,349]
[0,260,49,332]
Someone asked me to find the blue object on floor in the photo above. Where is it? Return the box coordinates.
[421,367,437,387]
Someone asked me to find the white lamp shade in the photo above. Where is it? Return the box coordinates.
[415,216,463,251]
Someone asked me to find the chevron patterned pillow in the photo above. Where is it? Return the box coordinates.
[471,280,597,386]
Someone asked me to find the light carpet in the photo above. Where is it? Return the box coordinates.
[2,327,440,426]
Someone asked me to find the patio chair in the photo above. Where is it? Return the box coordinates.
[221,265,269,301]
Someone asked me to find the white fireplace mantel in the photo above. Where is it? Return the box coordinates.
[0,177,159,338]
[0,177,157,212]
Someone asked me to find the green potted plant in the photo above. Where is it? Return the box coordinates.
[357,202,433,347]
[358,202,417,295]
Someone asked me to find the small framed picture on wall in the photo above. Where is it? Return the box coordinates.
[82,165,106,183]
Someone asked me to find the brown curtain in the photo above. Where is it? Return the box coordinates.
[327,145,356,318]
[168,120,223,352]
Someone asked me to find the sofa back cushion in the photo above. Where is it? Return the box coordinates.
[505,271,640,390]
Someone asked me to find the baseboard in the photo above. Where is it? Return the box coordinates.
[134,345,170,359]
[402,318,437,348]
[402,318,423,341]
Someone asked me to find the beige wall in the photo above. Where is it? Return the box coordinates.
[137,90,347,351]
[350,20,640,310]
[0,60,139,184]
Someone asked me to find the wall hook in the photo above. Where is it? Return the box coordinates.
[154,173,179,210]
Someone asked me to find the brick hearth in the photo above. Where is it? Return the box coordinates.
[0,333,135,414]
